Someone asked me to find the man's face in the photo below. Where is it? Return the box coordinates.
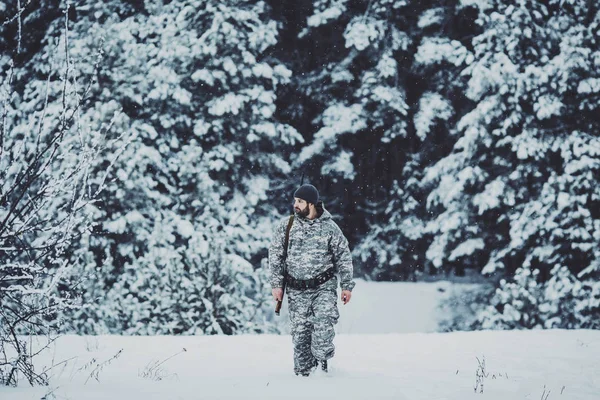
[293,197,310,217]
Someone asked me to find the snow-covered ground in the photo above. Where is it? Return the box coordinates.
[2,280,598,399]
[2,331,599,400]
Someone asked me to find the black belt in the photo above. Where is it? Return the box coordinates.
[285,267,335,290]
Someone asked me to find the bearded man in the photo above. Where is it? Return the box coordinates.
[269,184,355,376]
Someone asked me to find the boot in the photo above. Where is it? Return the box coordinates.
[321,360,328,373]
[296,359,318,377]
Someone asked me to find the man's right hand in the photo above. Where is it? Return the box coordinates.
[272,288,283,302]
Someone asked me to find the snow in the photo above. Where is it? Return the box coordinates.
[296,104,366,166]
[534,95,563,120]
[2,280,599,399]
[275,279,462,335]
[320,150,356,180]
[418,8,445,29]
[176,219,195,238]
[415,37,471,67]
[375,53,395,78]
[252,63,273,79]
[2,330,598,400]
[577,78,600,94]
[344,18,385,51]
[414,92,453,141]
[459,0,492,11]
[306,1,348,28]
[191,69,215,85]
[193,119,211,137]
[222,57,238,76]
[449,238,485,261]
[103,216,127,233]
[473,179,506,214]
[208,93,248,116]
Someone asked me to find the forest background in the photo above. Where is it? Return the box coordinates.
[1,1,599,379]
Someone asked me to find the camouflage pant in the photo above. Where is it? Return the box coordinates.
[287,281,339,375]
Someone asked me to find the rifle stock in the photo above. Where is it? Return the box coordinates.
[274,215,294,316]
[275,300,282,315]
[275,286,285,316]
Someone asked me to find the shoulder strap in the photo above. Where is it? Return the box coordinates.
[283,215,294,260]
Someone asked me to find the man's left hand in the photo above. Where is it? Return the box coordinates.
[341,290,352,305]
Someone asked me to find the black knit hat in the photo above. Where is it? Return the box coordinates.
[294,184,319,205]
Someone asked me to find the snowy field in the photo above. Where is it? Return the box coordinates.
[2,280,599,400]
[2,331,599,400]
[274,279,476,334]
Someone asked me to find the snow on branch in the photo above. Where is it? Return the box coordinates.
[0,6,127,386]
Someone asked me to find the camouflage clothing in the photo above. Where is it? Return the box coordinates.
[268,202,355,291]
[287,281,339,374]
[268,202,355,375]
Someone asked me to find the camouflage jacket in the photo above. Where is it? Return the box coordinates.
[268,202,355,292]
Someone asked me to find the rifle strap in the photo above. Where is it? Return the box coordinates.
[283,215,294,261]
[275,215,295,316]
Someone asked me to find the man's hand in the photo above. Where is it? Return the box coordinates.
[341,290,352,305]
[272,288,283,302]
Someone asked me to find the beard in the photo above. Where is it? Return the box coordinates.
[294,205,310,218]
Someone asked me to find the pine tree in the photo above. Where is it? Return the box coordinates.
[275,0,480,277]
[35,0,302,334]
[417,0,600,327]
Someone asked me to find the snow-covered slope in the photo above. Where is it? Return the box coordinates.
[2,330,599,400]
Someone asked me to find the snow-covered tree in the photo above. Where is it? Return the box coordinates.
[278,0,479,277]
[416,0,600,327]
[354,178,428,280]
[477,266,600,330]
[35,0,302,334]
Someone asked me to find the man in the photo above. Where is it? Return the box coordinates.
[269,183,355,376]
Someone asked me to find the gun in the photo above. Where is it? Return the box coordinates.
[275,215,294,316]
